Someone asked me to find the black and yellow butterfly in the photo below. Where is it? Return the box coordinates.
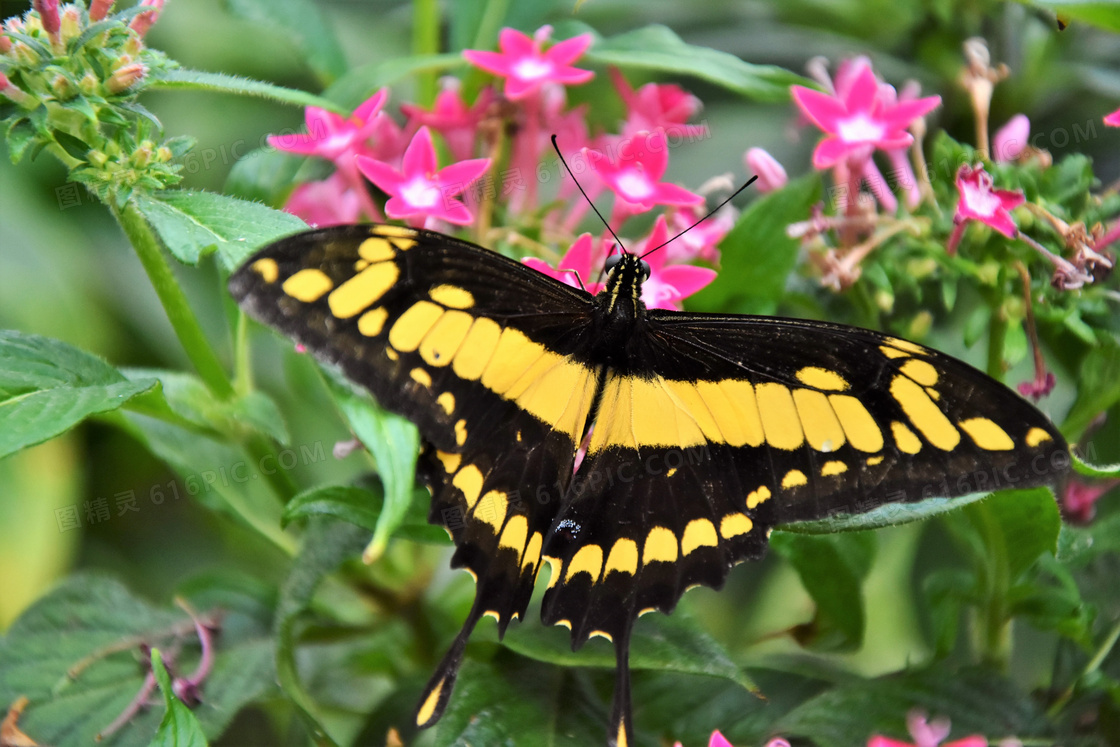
[230,223,1068,747]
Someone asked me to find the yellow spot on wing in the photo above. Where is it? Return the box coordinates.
[891,375,960,450]
[475,490,508,530]
[328,261,399,318]
[664,380,723,442]
[374,224,417,239]
[821,460,848,476]
[357,307,388,337]
[886,337,928,355]
[681,518,719,555]
[642,526,678,564]
[451,317,501,380]
[695,380,758,446]
[900,358,939,386]
[481,328,545,394]
[282,268,333,302]
[796,367,849,391]
[756,383,804,450]
[604,538,638,576]
[782,469,808,488]
[793,388,847,452]
[435,450,460,474]
[1025,427,1052,447]
[419,309,472,367]
[410,368,431,388]
[892,421,922,454]
[415,678,443,726]
[512,356,596,441]
[430,284,475,309]
[565,544,603,582]
[830,394,885,452]
[746,485,771,508]
[720,513,753,539]
[455,419,467,446]
[589,377,633,452]
[522,532,543,572]
[880,345,910,359]
[498,515,528,556]
[358,236,396,262]
[389,301,443,352]
[544,556,563,589]
[251,257,279,283]
[437,391,455,415]
[959,417,1014,451]
[452,465,483,509]
[866,455,884,466]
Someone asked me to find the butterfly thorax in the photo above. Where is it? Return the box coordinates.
[590,252,650,362]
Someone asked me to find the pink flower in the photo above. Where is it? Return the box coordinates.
[523,234,606,295]
[1062,478,1119,523]
[463,26,594,101]
[671,733,788,747]
[634,216,717,310]
[89,0,115,21]
[283,173,363,227]
[587,129,703,213]
[128,0,164,37]
[32,0,60,38]
[611,67,707,139]
[993,114,1030,161]
[1104,107,1120,127]
[868,711,986,747]
[400,79,492,162]
[744,147,788,192]
[953,163,1024,238]
[268,90,390,169]
[665,204,734,264]
[1016,371,1055,402]
[791,61,941,169]
[357,126,491,226]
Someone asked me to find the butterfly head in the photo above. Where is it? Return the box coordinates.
[602,251,650,315]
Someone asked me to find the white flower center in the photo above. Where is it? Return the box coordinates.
[513,57,554,81]
[836,113,886,144]
[401,176,439,208]
[616,169,653,200]
[961,181,1000,217]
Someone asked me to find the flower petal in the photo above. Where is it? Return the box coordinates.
[845,64,881,113]
[545,33,593,65]
[356,155,404,192]
[402,127,438,177]
[657,264,717,297]
[791,86,848,131]
[462,48,512,76]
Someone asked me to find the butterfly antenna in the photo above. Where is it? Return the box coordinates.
[639,175,759,260]
[551,135,627,253]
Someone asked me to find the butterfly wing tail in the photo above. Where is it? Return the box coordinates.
[414,602,483,730]
[609,629,634,747]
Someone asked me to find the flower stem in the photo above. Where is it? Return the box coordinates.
[112,199,234,399]
[1047,617,1120,720]
[412,0,439,106]
[986,299,1007,381]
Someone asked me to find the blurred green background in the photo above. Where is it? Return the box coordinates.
[1,0,1117,712]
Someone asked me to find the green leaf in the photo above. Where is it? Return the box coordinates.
[777,665,1041,747]
[274,518,368,747]
[282,483,450,544]
[485,608,754,692]
[433,650,606,747]
[150,649,209,747]
[0,575,273,747]
[324,377,420,562]
[781,490,993,534]
[124,368,290,444]
[1072,452,1120,478]
[225,148,305,206]
[1062,335,1120,442]
[322,53,465,110]
[0,331,157,459]
[691,174,823,315]
[224,0,348,84]
[134,190,307,269]
[769,531,876,652]
[1057,511,1120,566]
[1013,0,1120,31]
[584,25,811,101]
[148,68,345,112]
[950,488,1062,580]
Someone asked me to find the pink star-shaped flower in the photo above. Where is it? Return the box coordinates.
[283,173,362,227]
[587,129,703,212]
[356,126,491,226]
[868,711,987,747]
[523,234,606,295]
[268,90,389,169]
[791,62,941,169]
[1105,106,1120,127]
[610,67,707,139]
[463,25,594,101]
[954,163,1024,238]
[665,204,734,264]
[634,216,717,310]
[400,80,492,162]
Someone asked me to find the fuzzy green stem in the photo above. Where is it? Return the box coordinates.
[112,199,234,399]
[973,503,1012,667]
[1047,618,1120,719]
[413,0,440,106]
[986,301,1007,381]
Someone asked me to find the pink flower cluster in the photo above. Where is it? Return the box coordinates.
[268,25,730,310]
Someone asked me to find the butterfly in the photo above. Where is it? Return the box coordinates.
[229,222,1068,746]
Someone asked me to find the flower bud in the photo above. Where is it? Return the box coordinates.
[744,147,788,192]
[0,72,32,105]
[50,72,74,99]
[106,61,147,93]
[129,0,165,37]
[993,114,1029,162]
[89,0,116,21]
[0,33,12,54]
[60,6,81,42]
[33,0,61,39]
